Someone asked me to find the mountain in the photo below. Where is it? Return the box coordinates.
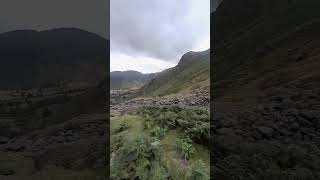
[213,0,320,105]
[212,0,320,179]
[110,70,156,90]
[0,79,108,178]
[139,49,210,96]
[0,28,108,89]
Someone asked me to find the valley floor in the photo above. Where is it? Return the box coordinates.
[0,86,107,179]
[110,94,210,180]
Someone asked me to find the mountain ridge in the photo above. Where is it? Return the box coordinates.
[110,70,156,90]
[0,28,108,89]
[213,0,320,103]
[138,49,210,96]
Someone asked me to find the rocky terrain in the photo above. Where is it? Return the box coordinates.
[0,84,108,179]
[111,92,209,113]
[1,114,107,168]
[212,0,320,179]
[0,27,108,179]
[212,84,320,179]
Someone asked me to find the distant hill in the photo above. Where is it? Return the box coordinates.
[0,28,108,89]
[139,49,210,96]
[110,70,156,90]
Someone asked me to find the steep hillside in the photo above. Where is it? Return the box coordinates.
[212,0,320,179]
[0,77,108,178]
[110,70,155,90]
[213,0,320,104]
[0,28,108,89]
[140,49,210,96]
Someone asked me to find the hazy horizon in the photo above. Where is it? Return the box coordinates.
[0,27,108,39]
[110,47,210,74]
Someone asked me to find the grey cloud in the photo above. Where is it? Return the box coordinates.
[0,0,109,38]
[111,0,210,61]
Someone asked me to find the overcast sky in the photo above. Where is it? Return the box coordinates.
[0,0,212,74]
[0,0,109,38]
[111,0,210,73]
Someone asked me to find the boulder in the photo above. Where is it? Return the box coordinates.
[256,126,274,138]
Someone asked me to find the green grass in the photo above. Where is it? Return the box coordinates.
[110,107,210,180]
[139,50,210,96]
[111,114,144,146]
[160,130,210,180]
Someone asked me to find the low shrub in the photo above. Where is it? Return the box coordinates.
[120,120,130,129]
[139,106,209,145]
[143,120,153,130]
[150,161,168,180]
[177,137,195,160]
[186,160,209,180]
[111,134,124,152]
[151,127,168,139]
[113,120,130,134]
[185,122,210,144]
[136,157,151,180]
[150,139,162,158]
[176,119,194,128]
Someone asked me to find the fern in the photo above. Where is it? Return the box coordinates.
[136,158,151,180]
[186,160,209,180]
[177,137,195,160]
[150,127,168,139]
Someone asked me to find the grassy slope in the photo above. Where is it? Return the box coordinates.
[160,130,209,179]
[110,50,211,179]
[212,0,320,179]
[140,50,210,96]
[110,112,209,179]
[213,0,320,110]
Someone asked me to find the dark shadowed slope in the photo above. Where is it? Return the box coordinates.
[212,0,320,179]
[0,29,109,179]
[213,0,320,107]
[0,79,108,179]
[0,28,108,89]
